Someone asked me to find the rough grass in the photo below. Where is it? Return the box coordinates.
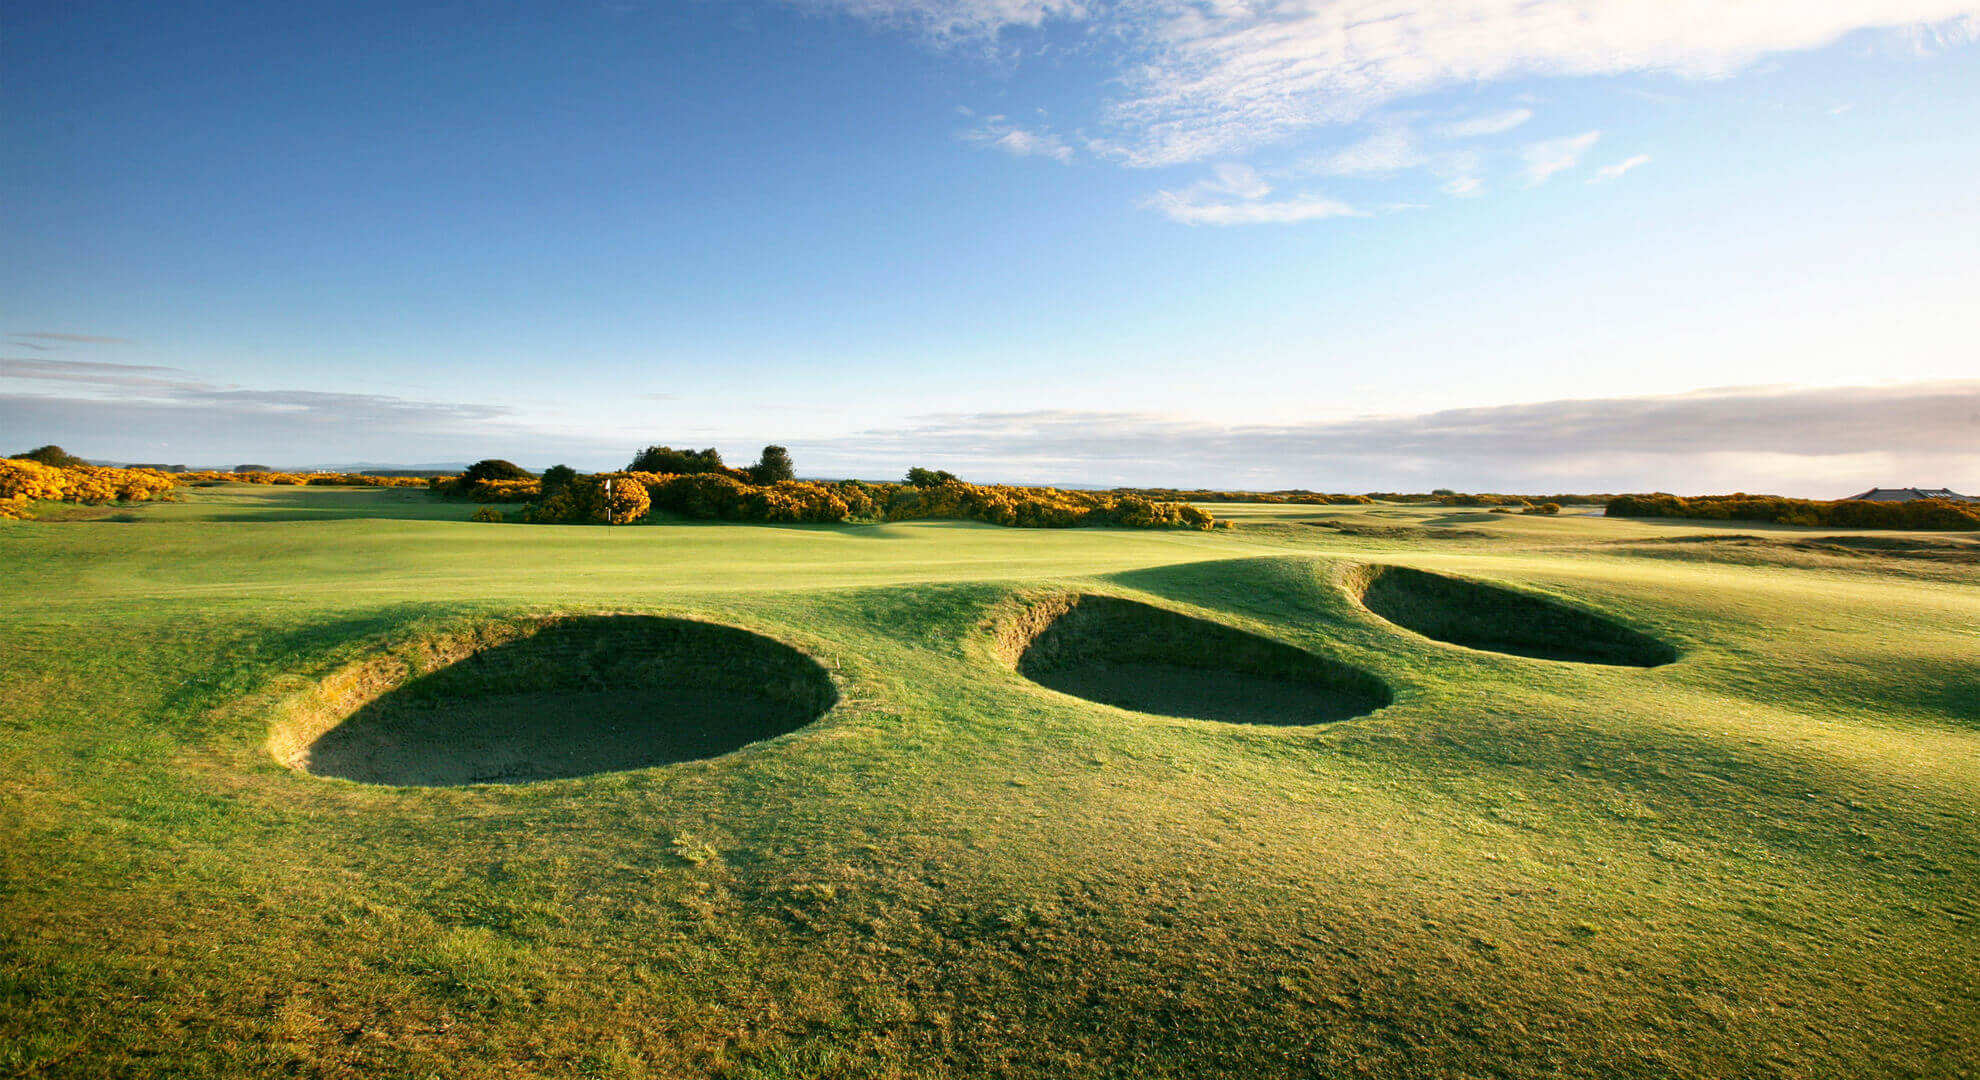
[2,488,1977,1078]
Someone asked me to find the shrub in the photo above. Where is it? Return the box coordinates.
[596,475,651,524]
[511,467,1213,531]
[471,506,504,523]
[1117,488,1371,505]
[519,493,579,524]
[520,474,650,524]
[747,445,796,485]
[539,464,577,499]
[470,479,539,503]
[905,467,959,488]
[1605,493,1980,531]
[628,445,728,475]
[458,459,532,485]
[11,445,87,468]
[179,471,435,488]
[658,472,752,519]
[0,460,179,518]
[1522,503,1562,515]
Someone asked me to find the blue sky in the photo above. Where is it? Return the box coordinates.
[4,1,1977,493]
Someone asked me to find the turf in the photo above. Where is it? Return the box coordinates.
[2,486,1977,1078]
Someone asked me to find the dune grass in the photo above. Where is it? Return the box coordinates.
[1,487,1976,1078]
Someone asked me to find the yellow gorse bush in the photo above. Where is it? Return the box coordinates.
[176,471,435,487]
[468,479,540,503]
[504,472,1213,530]
[519,474,652,525]
[1,463,443,519]
[0,460,180,518]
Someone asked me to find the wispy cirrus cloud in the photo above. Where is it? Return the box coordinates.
[960,115,1076,162]
[1522,131,1600,185]
[1141,163,1357,225]
[16,331,134,344]
[1,357,520,461]
[797,0,1083,44]
[1101,4,1980,166]
[1308,128,1421,176]
[1438,108,1535,139]
[1590,154,1653,182]
[810,0,1979,216]
[1,357,186,390]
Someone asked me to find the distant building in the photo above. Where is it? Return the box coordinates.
[1842,487,1975,503]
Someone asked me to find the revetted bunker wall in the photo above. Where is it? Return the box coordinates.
[999,593,1391,725]
[268,615,837,786]
[1354,565,1677,667]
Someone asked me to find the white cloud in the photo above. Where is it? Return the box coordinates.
[1142,163,1357,225]
[1207,162,1272,199]
[789,380,1980,493]
[1311,128,1422,175]
[1590,153,1652,182]
[815,0,1980,164]
[1145,191,1360,225]
[802,0,1085,43]
[1438,108,1534,138]
[960,116,1075,162]
[0,359,646,468]
[1442,175,1483,197]
[1523,130,1600,185]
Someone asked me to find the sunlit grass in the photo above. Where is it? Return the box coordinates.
[2,487,1975,1077]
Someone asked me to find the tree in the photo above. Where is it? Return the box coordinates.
[12,445,86,468]
[905,467,958,488]
[539,464,577,499]
[234,464,272,474]
[748,445,795,485]
[628,445,726,475]
[458,459,532,485]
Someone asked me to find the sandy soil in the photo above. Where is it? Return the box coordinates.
[302,688,810,786]
[1028,661,1380,726]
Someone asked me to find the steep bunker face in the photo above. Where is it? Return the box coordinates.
[1002,594,1390,726]
[1357,566,1676,667]
[272,616,837,786]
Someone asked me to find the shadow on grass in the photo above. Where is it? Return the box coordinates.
[1357,565,1677,667]
[1001,592,1390,726]
[297,615,837,786]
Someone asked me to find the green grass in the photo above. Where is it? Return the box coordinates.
[2,487,1976,1078]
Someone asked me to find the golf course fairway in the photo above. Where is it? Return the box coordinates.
[3,486,1976,1078]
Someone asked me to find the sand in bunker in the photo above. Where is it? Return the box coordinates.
[1356,564,1676,667]
[1028,661,1378,726]
[303,687,811,786]
[278,615,838,786]
[1004,594,1390,726]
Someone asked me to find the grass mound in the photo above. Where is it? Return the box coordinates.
[269,615,836,785]
[1355,565,1676,666]
[999,593,1390,725]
